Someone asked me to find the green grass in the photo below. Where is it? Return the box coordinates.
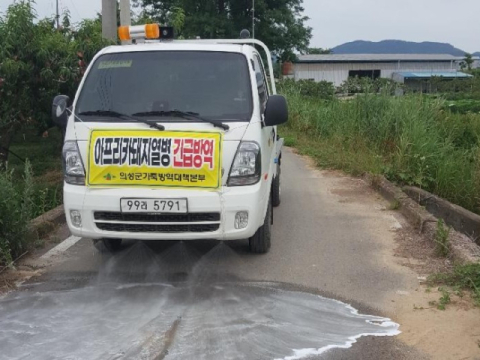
[445,99,480,114]
[8,127,63,177]
[0,128,63,265]
[8,127,63,218]
[429,263,480,306]
[279,81,480,215]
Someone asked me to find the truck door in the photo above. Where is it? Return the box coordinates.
[252,53,276,189]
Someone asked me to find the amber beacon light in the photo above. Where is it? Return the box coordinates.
[118,24,174,41]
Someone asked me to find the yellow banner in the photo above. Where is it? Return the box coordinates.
[86,130,222,189]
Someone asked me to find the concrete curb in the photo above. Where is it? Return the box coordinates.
[364,175,480,264]
[403,186,480,245]
[29,205,65,238]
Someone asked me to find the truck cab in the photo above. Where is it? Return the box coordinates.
[53,24,288,254]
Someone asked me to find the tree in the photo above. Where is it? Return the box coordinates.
[0,1,42,164]
[0,1,111,165]
[460,53,474,71]
[307,47,331,55]
[132,0,312,60]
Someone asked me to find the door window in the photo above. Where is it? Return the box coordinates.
[252,54,269,114]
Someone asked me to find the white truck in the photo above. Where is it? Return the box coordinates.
[52,24,288,254]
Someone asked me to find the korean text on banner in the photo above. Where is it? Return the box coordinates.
[87,130,222,189]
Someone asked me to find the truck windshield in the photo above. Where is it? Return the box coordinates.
[76,51,253,122]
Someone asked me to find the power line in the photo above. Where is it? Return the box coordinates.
[67,0,81,19]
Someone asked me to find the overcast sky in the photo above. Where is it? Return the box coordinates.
[0,0,479,52]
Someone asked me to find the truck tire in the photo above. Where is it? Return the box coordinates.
[249,198,272,254]
[93,238,123,253]
[272,162,281,207]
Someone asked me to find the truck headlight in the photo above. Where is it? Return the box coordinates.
[227,142,261,186]
[62,141,85,185]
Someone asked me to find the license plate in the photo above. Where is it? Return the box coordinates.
[120,198,188,213]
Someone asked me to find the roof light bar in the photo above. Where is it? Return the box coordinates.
[118,24,174,41]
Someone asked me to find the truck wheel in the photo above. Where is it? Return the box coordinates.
[93,238,123,253]
[249,198,272,254]
[272,162,281,207]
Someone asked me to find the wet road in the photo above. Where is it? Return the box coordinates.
[0,149,426,359]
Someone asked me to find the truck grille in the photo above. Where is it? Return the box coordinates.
[94,212,220,223]
[93,211,221,233]
[96,223,220,233]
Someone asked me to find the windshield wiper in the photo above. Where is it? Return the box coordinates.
[132,110,230,131]
[78,110,165,131]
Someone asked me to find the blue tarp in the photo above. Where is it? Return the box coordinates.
[395,71,473,79]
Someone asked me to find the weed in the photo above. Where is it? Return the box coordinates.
[283,135,297,147]
[8,127,63,218]
[435,219,450,257]
[429,263,480,306]
[437,287,451,310]
[34,239,45,249]
[453,288,464,298]
[388,200,400,210]
[0,161,37,265]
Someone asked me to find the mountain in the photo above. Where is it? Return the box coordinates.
[331,40,468,56]
[473,52,480,57]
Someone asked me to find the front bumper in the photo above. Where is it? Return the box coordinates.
[64,183,268,241]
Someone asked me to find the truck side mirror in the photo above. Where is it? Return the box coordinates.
[264,95,288,126]
[52,95,70,128]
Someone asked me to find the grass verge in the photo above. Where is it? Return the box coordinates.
[1,127,63,266]
[429,263,480,307]
[279,81,480,215]
[8,127,63,218]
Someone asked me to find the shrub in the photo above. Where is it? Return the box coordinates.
[278,79,334,100]
[435,219,450,257]
[0,161,35,265]
[337,77,403,95]
[445,99,480,114]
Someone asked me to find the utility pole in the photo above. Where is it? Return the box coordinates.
[56,0,60,29]
[252,0,255,39]
[102,0,117,40]
[119,0,132,44]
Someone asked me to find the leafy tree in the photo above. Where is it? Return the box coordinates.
[132,0,312,59]
[133,4,186,34]
[0,1,111,165]
[62,9,71,29]
[307,47,331,55]
[460,53,474,71]
[0,0,42,164]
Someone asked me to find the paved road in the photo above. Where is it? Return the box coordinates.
[0,149,427,360]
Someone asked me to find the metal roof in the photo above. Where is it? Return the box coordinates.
[296,54,471,63]
[394,71,473,79]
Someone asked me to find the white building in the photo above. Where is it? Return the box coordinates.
[293,54,478,86]
[473,57,480,69]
